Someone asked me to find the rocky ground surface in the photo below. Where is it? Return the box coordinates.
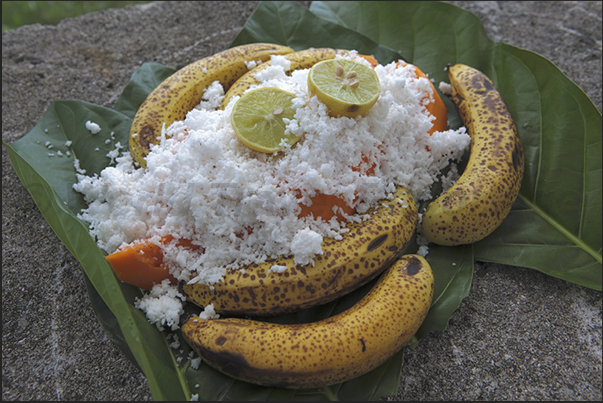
[3,1,601,400]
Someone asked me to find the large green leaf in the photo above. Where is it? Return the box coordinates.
[474,45,602,289]
[309,1,495,77]
[231,0,403,63]
[4,0,601,401]
[3,107,190,400]
[413,244,474,342]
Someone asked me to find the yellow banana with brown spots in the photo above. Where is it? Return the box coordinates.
[129,43,294,168]
[220,47,345,110]
[180,185,418,316]
[421,64,524,246]
[181,254,434,389]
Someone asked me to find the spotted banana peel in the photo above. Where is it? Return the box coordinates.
[129,43,295,168]
[421,63,524,246]
[181,254,434,389]
[181,185,418,316]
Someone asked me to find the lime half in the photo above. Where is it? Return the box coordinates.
[308,58,380,118]
[231,87,299,153]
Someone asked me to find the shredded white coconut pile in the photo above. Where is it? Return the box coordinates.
[133,279,186,331]
[73,51,470,328]
[290,228,323,266]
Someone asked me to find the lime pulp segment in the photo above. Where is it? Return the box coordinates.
[308,58,380,118]
[231,87,300,153]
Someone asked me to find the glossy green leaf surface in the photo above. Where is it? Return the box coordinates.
[3,101,189,401]
[476,44,602,289]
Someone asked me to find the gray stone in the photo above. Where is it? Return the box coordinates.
[2,1,601,401]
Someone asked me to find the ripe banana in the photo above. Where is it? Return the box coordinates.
[181,254,434,389]
[219,47,344,110]
[180,185,418,316]
[421,64,524,246]
[129,43,295,168]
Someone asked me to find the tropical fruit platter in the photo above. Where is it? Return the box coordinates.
[4,1,600,401]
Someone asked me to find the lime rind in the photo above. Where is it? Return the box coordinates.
[231,87,299,153]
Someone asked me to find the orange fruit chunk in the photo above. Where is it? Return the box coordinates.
[105,235,200,289]
[358,54,447,134]
[396,61,447,135]
[296,191,356,222]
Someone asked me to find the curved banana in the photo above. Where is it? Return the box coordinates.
[181,254,434,389]
[129,43,295,168]
[220,47,344,110]
[180,186,418,316]
[421,64,524,246]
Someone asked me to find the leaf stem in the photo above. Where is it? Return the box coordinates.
[519,194,602,264]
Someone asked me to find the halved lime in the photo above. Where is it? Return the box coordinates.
[231,87,300,153]
[308,58,380,118]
